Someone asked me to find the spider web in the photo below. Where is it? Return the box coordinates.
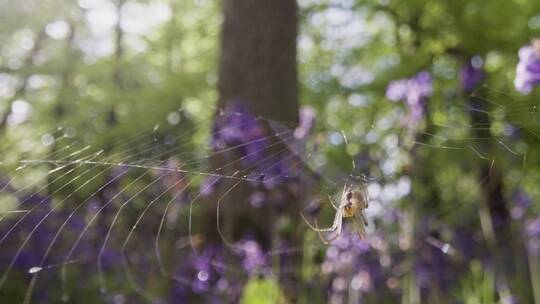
[0,86,534,303]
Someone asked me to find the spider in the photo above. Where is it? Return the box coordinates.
[301,184,369,244]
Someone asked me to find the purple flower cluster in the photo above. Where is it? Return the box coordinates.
[526,215,540,256]
[294,105,316,139]
[0,191,95,302]
[203,102,309,204]
[319,214,484,303]
[170,245,231,301]
[1,195,91,269]
[460,57,485,92]
[320,228,390,302]
[515,40,540,95]
[171,238,272,302]
[191,245,227,293]
[511,189,531,220]
[211,103,268,165]
[413,233,455,293]
[385,71,432,125]
[234,237,269,275]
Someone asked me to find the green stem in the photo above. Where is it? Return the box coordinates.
[528,251,540,304]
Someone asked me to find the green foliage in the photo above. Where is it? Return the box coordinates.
[457,260,496,304]
[241,278,284,304]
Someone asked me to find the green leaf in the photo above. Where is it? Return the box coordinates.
[241,278,284,304]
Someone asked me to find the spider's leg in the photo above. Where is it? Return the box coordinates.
[314,218,331,244]
[328,195,339,211]
[314,216,341,245]
[360,211,368,227]
[215,180,243,248]
[353,215,366,239]
[336,212,343,236]
[329,209,342,232]
[314,210,342,244]
[300,211,336,232]
[317,229,340,244]
[364,191,369,208]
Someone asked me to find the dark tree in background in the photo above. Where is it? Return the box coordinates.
[202,0,302,298]
[200,0,302,289]
[218,0,298,122]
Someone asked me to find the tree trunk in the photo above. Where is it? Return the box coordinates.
[206,0,300,242]
[200,0,301,300]
[218,0,298,122]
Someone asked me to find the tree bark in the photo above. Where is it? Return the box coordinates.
[200,0,301,299]
[218,0,298,122]
[203,0,300,243]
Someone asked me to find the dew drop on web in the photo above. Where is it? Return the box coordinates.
[28,266,42,274]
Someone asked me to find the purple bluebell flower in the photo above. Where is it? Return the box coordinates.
[170,238,272,302]
[256,155,294,189]
[210,102,303,193]
[414,236,453,291]
[321,227,388,301]
[515,40,540,95]
[171,245,233,302]
[234,238,269,275]
[294,106,316,139]
[386,72,432,105]
[211,103,266,155]
[385,79,409,102]
[0,191,93,299]
[391,219,465,300]
[211,103,274,176]
[526,215,540,255]
[511,188,531,220]
[188,245,226,293]
[460,57,485,92]
[386,71,432,126]
[249,191,266,207]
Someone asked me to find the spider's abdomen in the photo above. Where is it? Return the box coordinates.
[343,203,359,217]
[343,190,366,217]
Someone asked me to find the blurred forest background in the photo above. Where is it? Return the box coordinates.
[1,0,540,303]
